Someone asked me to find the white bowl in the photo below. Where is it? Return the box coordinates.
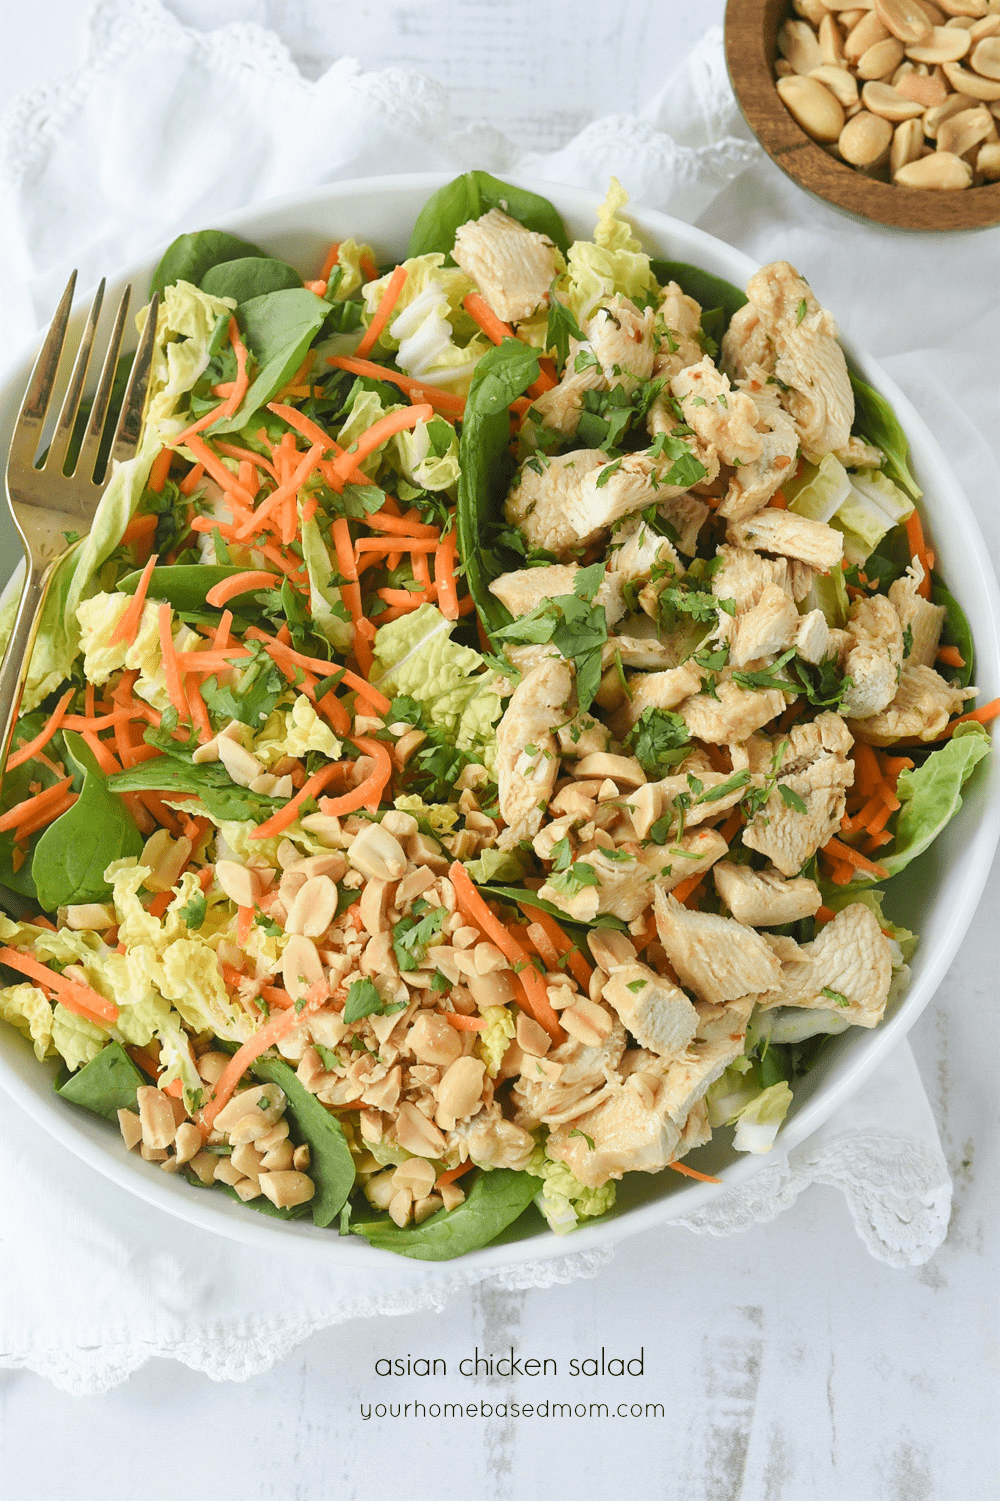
[0,175,997,1268]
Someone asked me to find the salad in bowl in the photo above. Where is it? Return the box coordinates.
[0,173,994,1260]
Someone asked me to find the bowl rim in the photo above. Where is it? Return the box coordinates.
[0,170,997,1269]
[724,0,1000,234]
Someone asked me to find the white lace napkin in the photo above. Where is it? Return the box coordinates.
[0,0,955,1393]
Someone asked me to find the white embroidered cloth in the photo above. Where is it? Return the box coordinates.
[0,0,957,1394]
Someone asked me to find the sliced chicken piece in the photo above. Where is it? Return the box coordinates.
[888,562,947,670]
[653,891,783,1005]
[712,861,822,926]
[654,996,756,1125]
[587,294,657,391]
[670,356,764,469]
[619,660,704,729]
[721,261,853,464]
[677,680,789,746]
[836,435,884,470]
[563,446,713,547]
[729,582,800,668]
[796,609,831,665]
[511,1020,627,1130]
[712,543,793,613]
[674,1097,712,1158]
[537,829,727,925]
[602,962,699,1059]
[720,365,800,522]
[529,295,656,438]
[452,207,558,323]
[755,903,893,1029]
[528,341,606,437]
[656,493,710,556]
[838,594,905,720]
[651,280,706,383]
[504,449,606,556]
[741,713,855,876]
[849,664,974,746]
[489,563,626,626]
[608,513,684,600]
[607,634,687,672]
[727,510,844,573]
[546,1079,683,1187]
[625,765,749,839]
[495,656,573,849]
[555,711,611,759]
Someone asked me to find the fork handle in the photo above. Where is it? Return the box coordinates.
[0,560,55,791]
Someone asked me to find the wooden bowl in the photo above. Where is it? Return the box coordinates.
[725,0,1000,231]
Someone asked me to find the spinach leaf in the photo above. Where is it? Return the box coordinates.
[932,579,974,687]
[650,260,748,330]
[249,1056,355,1228]
[108,740,283,824]
[0,713,69,899]
[408,171,569,261]
[457,340,541,637]
[201,256,303,302]
[55,1041,144,1121]
[210,289,331,435]
[480,884,628,932]
[151,230,268,300]
[848,372,921,501]
[32,733,143,910]
[118,563,265,616]
[353,1167,539,1260]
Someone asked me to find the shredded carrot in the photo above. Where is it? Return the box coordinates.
[315,736,393,818]
[5,688,74,772]
[769,488,788,509]
[435,531,460,621]
[157,603,189,719]
[327,355,466,416]
[0,946,119,1025]
[882,755,915,776]
[120,512,160,547]
[852,741,882,797]
[108,553,159,648]
[815,905,836,927]
[331,516,359,583]
[668,1160,722,1184]
[201,998,322,1131]
[716,807,744,846]
[7,790,78,840]
[236,905,255,945]
[317,690,352,737]
[365,510,439,539]
[205,570,281,608]
[356,264,407,358]
[249,760,353,842]
[147,449,173,494]
[178,462,206,498]
[449,862,564,1044]
[821,836,889,879]
[180,434,256,511]
[435,1161,475,1189]
[463,292,514,347]
[359,252,378,282]
[79,731,122,777]
[328,403,433,486]
[935,645,965,669]
[443,1013,487,1031]
[0,776,74,835]
[355,536,439,558]
[243,629,391,713]
[234,440,326,543]
[522,906,593,993]
[174,317,250,447]
[319,242,341,281]
[904,510,933,598]
[265,402,336,456]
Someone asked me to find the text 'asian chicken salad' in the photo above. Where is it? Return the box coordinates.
[0,174,994,1260]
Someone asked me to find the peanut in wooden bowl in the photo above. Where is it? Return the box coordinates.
[725,0,1000,230]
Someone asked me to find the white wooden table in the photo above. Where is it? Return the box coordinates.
[0,3,997,1497]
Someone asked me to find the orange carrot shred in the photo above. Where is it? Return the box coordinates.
[109,553,159,648]
[5,688,75,772]
[157,602,189,719]
[205,570,281,608]
[356,264,407,358]
[326,355,466,416]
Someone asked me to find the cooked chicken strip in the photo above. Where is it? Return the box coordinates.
[489,563,626,625]
[849,664,974,745]
[727,509,844,573]
[712,861,822,927]
[722,261,853,463]
[838,594,905,721]
[452,207,558,323]
[495,656,573,848]
[653,891,783,1005]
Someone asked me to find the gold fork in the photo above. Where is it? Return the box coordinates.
[0,274,159,779]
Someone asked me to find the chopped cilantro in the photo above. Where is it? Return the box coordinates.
[344,977,406,1024]
[778,783,809,815]
[821,987,850,1007]
[179,893,207,929]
